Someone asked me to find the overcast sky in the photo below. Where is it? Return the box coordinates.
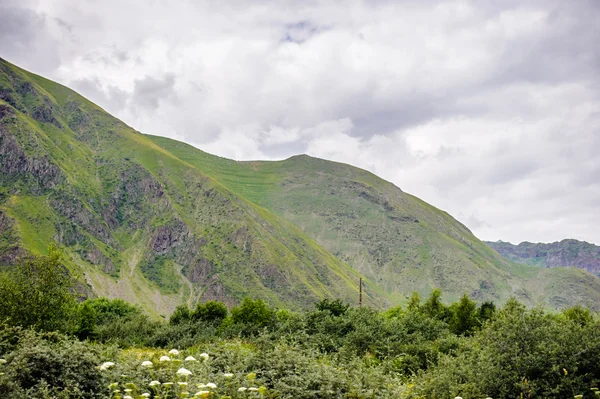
[2,0,599,245]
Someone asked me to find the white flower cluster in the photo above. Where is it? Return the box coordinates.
[99,361,115,371]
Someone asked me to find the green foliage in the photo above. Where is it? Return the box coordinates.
[477,300,496,324]
[75,298,144,339]
[448,294,478,336]
[414,297,600,399]
[315,298,350,316]
[0,327,105,399]
[192,300,228,324]
[421,288,450,321]
[230,298,275,333]
[0,245,78,332]
[169,304,192,325]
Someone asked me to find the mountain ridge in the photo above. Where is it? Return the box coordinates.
[486,239,600,276]
[2,57,600,314]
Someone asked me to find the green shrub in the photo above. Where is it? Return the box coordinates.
[192,300,228,325]
[0,327,105,399]
[230,298,274,336]
[0,245,78,333]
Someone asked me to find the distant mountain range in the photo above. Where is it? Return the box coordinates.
[486,239,600,276]
[2,57,600,316]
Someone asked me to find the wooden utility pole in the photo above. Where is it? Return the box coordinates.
[359,277,363,307]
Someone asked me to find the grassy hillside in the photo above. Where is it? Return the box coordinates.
[0,58,382,316]
[147,136,600,309]
[1,57,600,313]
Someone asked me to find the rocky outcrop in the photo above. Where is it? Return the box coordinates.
[487,239,600,275]
[50,193,113,245]
[82,247,116,274]
[186,257,214,283]
[0,125,62,193]
[0,210,24,265]
[150,219,190,255]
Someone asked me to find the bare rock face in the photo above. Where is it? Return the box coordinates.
[150,219,190,255]
[0,104,14,120]
[83,247,116,274]
[0,210,24,265]
[230,226,252,253]
[0,126,63,193]
[487,239,600,276]
[186,257,214,283]
[50,194,113,245]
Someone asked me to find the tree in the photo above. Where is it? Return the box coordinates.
[231,298,274,328]
[448,294,478,335]
[315,298,349,316]
[477,301,496,325]
[192,300,228,324]
[169,305,192,325]
[407,291,421,312]
[0,244,78,332]
[422,289,449,320]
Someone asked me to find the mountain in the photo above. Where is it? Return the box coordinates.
[2,57,600,315]
[486,239,600,276]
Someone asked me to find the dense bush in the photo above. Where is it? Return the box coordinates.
[2,268,600,399]
[413,299,600,399]
[0,245,78,332]
[0,325,106,399]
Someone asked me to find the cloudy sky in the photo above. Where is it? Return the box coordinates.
[2,0,599,245]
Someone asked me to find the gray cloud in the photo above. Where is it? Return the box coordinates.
[3,0,600,245]
[0,2,62,73]
[132,74,177,111]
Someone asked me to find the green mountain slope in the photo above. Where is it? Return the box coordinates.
[1,57,600,313]
[0,58,383,316]
[486,239,600,276]
[146,137,600,309]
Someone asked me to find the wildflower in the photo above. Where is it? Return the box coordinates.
[206,382,217,389]
[169,349,180,356]
[238,387,247,392]
[575,396,584,399]
[141,394,151,398]
[185,356,198,362]
[199,352,209,361]
[141,360,153,368]
[258,386,267,395]
[149,381,161,387]
[108,382,119,390]
[454,397,463,399]
[564,368,568,375]
[246,373,256,381]
[124,389,133,393]
[159,356,171,362]
[177,368,193,376]
[99,361,115,371]
[248,387,258,392]
[0,359,6,364]
[223,373,234,378]
[163,382,174,388]
[179,382,189,387]
[198,384,207,388]
[124,396,133,399]
[195,391,210,398]
[181,392,190,398]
